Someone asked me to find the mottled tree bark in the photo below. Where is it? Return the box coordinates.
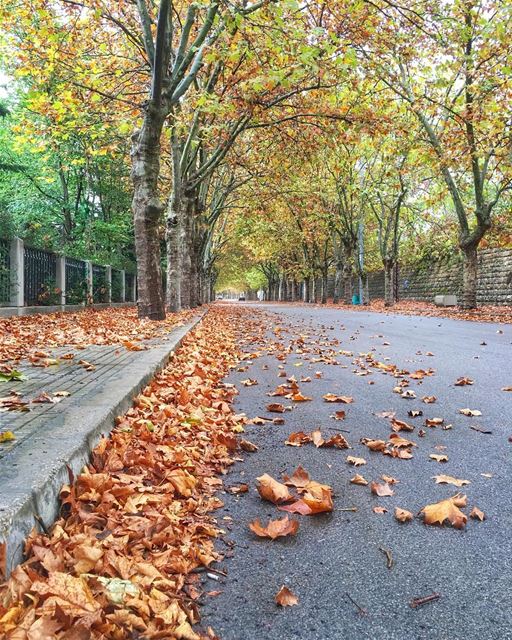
[131,105,166,320]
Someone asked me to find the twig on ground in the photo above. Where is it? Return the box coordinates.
[410,592,440,608]
[379,546,394,569]
[345,592,368,616]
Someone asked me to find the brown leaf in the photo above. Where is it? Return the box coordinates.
[266,403,286,413]
[256,474,292,504]
[323,393,354,403]
[408,410,423,417]
[275,586,298,607]
[381,475,399,485]
[226,483,249,495]
[323,433,350,449]
[292,392,312,402]
[350,474,368,486]
[347,456,366,466]
[249,516,299,540]
[387,433,416,448]
[470,506,485,521]
[285,431,311,446]
[420,493,468,528]
[240,439,258,453]
[391,418,414,432]
[433,475,470,487]
[361,438,387,452]
[455,377,474,386]
[312,429,325,447]
[373,506,388,514]
[283,466,310,490]
[280,481,333,515]
[395,507,413,523]
[241,378,258,387]
[459,408,482,417]
[429,454,449,462]
[425,417,444,427]
[370,481,394,497]
[422,396,437,404]
[333,410,346,420]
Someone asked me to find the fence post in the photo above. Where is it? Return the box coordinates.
[56,256,66,306]
[10,237,24,308]
[120,269,126,303]
[105,265,112,304]
[85,261,93,304]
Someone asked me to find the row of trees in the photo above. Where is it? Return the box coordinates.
[2,0,512,314]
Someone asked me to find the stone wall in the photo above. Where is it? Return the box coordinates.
[365,248,512,306]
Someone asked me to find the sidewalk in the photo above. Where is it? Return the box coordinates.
[0,313,203,574]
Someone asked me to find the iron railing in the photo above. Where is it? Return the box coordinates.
[24,246,57,306]
[92,264,108,303]
[65,257,87,304]
[0,238,10,304]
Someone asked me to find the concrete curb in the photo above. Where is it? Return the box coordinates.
[0,312,206,575]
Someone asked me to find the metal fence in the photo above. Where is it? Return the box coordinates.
[65,257,87,304]
[125,272,136,302]
[111,269,123,303]
[23,246,57,306]
[0,238,10,304]
[92,264,108,303]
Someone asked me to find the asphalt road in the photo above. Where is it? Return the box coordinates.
[201,303,512,640]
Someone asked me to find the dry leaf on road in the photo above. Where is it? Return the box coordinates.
[249,516,299,540]
[275,586,298,607]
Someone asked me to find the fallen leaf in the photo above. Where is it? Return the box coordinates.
[0,430,16,443]
[455,377,474,386]
[241,378,258,387]
[323,393,354,403]
[226,483,249,495]
[256,474,292,504]
[373,506,388,514]
[391,418,414,432]
[240,439,258,452]
[395,507,413,523]
[422,396,437,404]
[470,506,485,521]
[420,494,468,528]
[370,481,394,497]
[249,516,299,540]
[502,386,512,392]
[275,586,298,607]
[285,431,311,446]
[459,408,482,417]
[347,456,366,466]
[283,466,310,490]
[333,410,346,420]
[323,434,350,449]
[350,474,368,486]
[425,417,444,427]
[361,438,387,452]
[408,410,423,418]
[381,475,399,485]
[401,390,416,399]
[388,433,416,448]
[266,403,286,413]
[429,454,449,462]
[433,475,470,487]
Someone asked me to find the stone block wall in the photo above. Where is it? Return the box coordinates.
[367,248,512,306]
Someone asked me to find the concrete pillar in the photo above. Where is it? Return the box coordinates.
[120,269,126,302]
[10,237,24,307]
[85,261,93,304]
[56,256,66,305]
[105,265,112,303]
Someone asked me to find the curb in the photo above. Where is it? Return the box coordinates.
[0,312,206,575]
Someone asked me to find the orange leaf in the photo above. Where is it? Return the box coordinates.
[256,474,292,504]
[275,586,298,607]
[395,507,413,522]
[420,493,468,529]
[249,516,299,540]
[470,506,485,521]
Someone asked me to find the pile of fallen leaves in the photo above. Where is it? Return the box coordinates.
[0,307,247,639]
[0,307,196,365]
[330,299,512,324]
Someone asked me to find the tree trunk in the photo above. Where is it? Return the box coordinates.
[310,277,316,303]
[321,270,328,304]
[303,279,310,303]
[131,107,166,320]
[384,260,394,307]
[461,244,478,309]
[333,261,343,304]
[342,263,352,304]
[166,202,181,312]
[289,280,297,302]
[179,194,195,309]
